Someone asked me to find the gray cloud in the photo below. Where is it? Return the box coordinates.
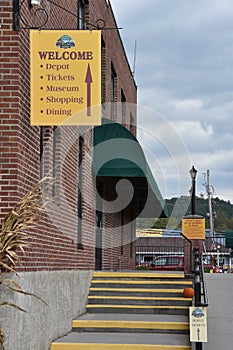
[110,0,233,202]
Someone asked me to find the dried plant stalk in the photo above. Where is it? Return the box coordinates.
[0,177,51,349]
[0,178,51,272]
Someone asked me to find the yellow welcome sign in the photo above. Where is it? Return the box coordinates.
[30,30,101,126]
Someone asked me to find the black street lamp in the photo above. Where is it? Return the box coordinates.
[189,166,198,215]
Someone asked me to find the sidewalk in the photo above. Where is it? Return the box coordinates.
[204,273,233,350]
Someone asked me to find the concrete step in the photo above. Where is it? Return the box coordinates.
[87,272,192,316]
[92,271,190,281]
[51,331,191,350]
[90,280,193,289]
[87,296,192,306]
[86,304,189,315]
[72,313,190,334]
[89,287,185,297]
[76,312,189,322]
[72,319,189,334]
[51,344,191,350]
[50,271,192,350]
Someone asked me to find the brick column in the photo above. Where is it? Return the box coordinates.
[0,1,21,220]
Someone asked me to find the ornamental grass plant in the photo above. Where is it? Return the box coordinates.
[0,178,50,350]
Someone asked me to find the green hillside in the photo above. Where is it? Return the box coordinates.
[137,196,233,231]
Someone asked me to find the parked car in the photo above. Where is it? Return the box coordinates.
[149,255,184,271]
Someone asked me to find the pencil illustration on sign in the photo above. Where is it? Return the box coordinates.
[85,64,93,117]
[30,30,101,126]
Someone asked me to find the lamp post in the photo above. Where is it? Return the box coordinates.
[189,166,198,215]
[189,166,202,350]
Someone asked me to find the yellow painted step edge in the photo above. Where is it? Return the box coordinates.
[90,288,184,293]
[88,296,192,301]
[91,280,192,285]
[72,320,189,330]
[93,272,185,279]
[86,304,189,309]
[51,343,191,350]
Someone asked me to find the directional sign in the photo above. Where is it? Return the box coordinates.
[189,307,208,342]
[182,217,205,239]
[30,30,101,126]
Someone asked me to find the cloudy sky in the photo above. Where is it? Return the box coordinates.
[110,0,233,202]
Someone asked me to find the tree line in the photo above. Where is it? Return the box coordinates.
[137,196,233,231]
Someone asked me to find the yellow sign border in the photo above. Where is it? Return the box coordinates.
[30,30,101,126]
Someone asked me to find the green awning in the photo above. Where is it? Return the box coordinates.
[93,120,168,218]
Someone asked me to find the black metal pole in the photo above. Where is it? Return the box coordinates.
[194,248,201,307]
[194,247,202,350]
[189,168,202,350]
[190,166,197,215]
[13,0,20,31]
[191,177,196,215]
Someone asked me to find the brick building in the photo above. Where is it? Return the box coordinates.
[0,1,166,349]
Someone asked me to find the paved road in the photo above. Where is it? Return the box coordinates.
[204,273,233,350]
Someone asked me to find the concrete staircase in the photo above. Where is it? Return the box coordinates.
[51,271,193,350]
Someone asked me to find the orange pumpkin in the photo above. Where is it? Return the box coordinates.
[183,287,195,298]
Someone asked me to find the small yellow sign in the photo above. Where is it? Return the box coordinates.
[30,30,101,126]
[182,217,205,240]
[190,307,208,342]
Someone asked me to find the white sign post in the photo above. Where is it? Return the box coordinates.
[190,307,208,343]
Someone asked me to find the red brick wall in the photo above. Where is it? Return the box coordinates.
[88,0,137,128]
[0,1,21,219]
[0,0,137,271]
